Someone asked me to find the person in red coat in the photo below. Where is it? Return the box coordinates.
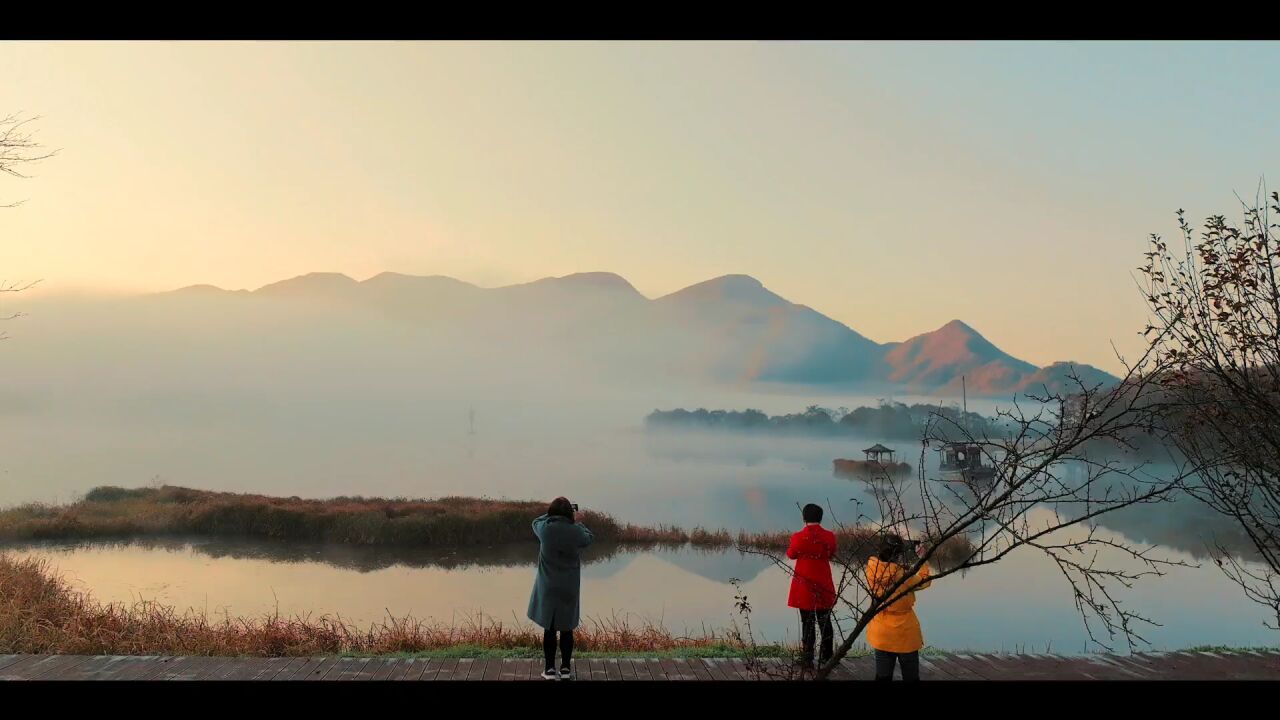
[787,503,838,669]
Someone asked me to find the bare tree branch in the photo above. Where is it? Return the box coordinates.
[727,349,1195,680]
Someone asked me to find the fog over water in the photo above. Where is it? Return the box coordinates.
[1,288,1275,652]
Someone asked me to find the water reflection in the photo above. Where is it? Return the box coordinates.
[6,526,1275,653]
[4,536,777,584]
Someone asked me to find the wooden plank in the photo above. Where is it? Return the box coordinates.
[0,655,59,680]
[1158,651,1254,680]
[466,658,490,681]
[1130,651,1223,680]
[452,657,476,681]
[53,656,133,681]
[685,657,715,682]
[640,658,662,680]
[756,657,790,681]
[148,655,229,681]
[432,658,459,681]
[413,658,446,682]
[1076,655,1149,680]
[387,658,426,681]
[365,658,400,681]
[725,658,756,681]
[924,653,988,681]
[1093,653,1159,679]
[0,654,66,680]
[634,658,656,680]
[916,655,959,680]
[1195,651,1280,680]
[128,656,184,681]
[0,654,93,680]
[657,658,684,680]
[1172,651,1279,680]
[697,658,727,681]
[245,657,297,681]
[326,657,372,681]
[269,657,316,681]
[209,657,268,681]
[0,655,26,673]
[965,653,1033,680]
[935,653,1000,680]
[630,658,655,681]
[103,656,170,680]
[8,652,1278,681]
[481,659,504,681]
[782,657,812,681]
[145,656,196,681]
[187,656,239,681]
[831,656,868,681]
[974,653,1096,680]
[495,658,522,681]
[710,658,741,680]
[299,657,341,681]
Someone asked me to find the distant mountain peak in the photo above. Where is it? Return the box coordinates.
[547,272,640,293]
[254,272,358,295]
[361,271,477,288]
[711,273,764,287]
[169,283,229,294]
[499,272,644,300]
[363,271,413,282]
[939,319,977,334]
[884,316,1037,393]
[658,274,780,306]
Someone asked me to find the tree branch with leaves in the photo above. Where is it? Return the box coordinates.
[1138,185,1280,629]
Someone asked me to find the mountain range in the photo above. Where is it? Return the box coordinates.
[165,270,1119,397]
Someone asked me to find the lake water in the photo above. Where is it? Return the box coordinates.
[3,428,1276,653]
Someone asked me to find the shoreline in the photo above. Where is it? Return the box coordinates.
[0,485,975,567]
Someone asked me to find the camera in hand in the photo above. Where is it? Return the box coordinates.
[571,503,579,512]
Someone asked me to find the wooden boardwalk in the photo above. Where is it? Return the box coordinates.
[0,651,1277,680]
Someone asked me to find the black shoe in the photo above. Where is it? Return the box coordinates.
[559,665,574,680]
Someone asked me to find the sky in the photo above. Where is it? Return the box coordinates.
[2,41,1278,372]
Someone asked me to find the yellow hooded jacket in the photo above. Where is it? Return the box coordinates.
[864,556,931,653]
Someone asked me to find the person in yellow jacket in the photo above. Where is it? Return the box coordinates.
[864,534,931,681]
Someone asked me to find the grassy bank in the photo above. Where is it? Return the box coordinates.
[0,554,754,656]
[0,485,974,567]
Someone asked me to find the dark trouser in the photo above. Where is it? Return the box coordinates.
[543,628,574,671]
[874,649,920,681]
[799,609,834,667]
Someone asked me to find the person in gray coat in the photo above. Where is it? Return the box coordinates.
[527,496,594,680]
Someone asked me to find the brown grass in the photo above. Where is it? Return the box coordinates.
[0,485,648,546]
[0,554,743,656]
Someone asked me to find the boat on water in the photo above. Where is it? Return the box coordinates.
[833,443,912,480]
[936,441,996,482]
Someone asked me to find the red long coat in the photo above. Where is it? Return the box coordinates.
[786,524,838,610]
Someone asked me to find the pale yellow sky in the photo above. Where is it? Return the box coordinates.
[3,41,1276,372]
